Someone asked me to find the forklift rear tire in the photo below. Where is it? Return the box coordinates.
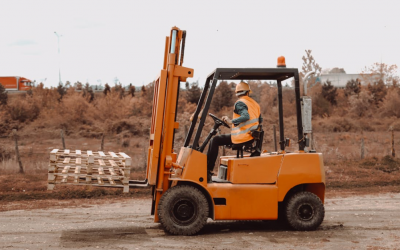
[158,185,209,235]
[285,191,324,231]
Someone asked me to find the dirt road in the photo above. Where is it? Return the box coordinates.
[1,193,400,250]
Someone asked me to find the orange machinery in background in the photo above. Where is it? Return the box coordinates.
[0,76,33,91]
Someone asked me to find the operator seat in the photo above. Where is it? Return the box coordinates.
[231,125,264,158]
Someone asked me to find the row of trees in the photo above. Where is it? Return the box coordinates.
[1,66,398,124]
[182,64,399,120]
[0,49,399,137]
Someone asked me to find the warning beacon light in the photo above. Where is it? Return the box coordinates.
[277,56,286,68]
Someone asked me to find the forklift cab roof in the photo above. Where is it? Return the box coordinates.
[208,68,298,81]
[185,67,305,153]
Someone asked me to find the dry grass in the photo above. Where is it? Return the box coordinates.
[2,84,400,211]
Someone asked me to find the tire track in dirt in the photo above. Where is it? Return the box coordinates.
[0,194,399,249]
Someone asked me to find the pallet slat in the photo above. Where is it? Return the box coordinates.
[109,168,116,176]
[109,152,118,158]
[109,160,117,167]
[75,166,81,174]
[62,166,70,174]
[108,177,115,185]
[50,149,59,154]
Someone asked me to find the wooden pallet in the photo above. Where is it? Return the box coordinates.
[47,149,132,193]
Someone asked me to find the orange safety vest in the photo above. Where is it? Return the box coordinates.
[231,96,261,144]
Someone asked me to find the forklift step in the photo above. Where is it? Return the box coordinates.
[211,176,231,183]
[47,149,132,193]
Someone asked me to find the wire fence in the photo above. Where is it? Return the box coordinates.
[1,128,399,174]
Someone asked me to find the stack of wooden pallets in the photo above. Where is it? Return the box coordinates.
[47,149,132,193]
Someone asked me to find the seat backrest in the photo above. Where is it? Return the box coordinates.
[249,125,264,157]
[230,125,263,157]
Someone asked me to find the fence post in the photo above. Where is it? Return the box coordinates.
[184,125,188,137]
[12,129,24,174]
[101,133,105,151]
[390,127,395,157]
[361,137,365,160]
[273,124,277,152]
[60,129,66,150]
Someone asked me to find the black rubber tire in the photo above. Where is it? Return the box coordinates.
[158,185,209,235]
[285,191,325,231]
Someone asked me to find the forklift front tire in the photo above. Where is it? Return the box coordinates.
[285,191,325,231]
[158,185,209,235]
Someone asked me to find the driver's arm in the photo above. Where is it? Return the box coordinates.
[231,101,249,127]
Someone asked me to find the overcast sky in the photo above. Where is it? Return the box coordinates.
[0,0,399,87]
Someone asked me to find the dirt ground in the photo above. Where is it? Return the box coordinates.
[1,193,399,250]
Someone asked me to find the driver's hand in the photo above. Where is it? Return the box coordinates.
[190,109,203,122]
[221,116,232,126]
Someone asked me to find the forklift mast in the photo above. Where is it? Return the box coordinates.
[146,27,194,199]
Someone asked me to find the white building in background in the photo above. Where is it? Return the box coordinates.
[316,73,386,88]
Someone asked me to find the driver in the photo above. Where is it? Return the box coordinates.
[206,81,262,182]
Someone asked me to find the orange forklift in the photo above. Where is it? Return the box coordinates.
[48,26,325,235]
[145,27,325,235]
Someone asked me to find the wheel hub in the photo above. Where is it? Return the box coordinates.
[171,199,196,225]
[297,203,314,221]
[177,203,193,218]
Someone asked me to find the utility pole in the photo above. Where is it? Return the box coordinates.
[54,32,62,85]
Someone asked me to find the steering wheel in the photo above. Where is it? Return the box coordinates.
[209,113,230,129]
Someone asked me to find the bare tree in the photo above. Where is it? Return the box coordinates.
[361,62,399,86]
[301,50,322,94]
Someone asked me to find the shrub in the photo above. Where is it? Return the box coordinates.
[185,81,202,104]
[0,83,8,106]
[345,79,361,96]
[379,90,400,118]
[322,80,338,105]
[0,146,12,161]
[110,119,145,136]
[314,117,359,132]
[367,80,387,106]
[8,97,40,122]
[313,95,331,117]
[212,81,234,112]
[348,89,373,117]
[122,138,130,148]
